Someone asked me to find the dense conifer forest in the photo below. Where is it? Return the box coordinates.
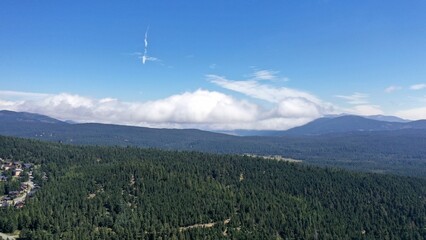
[0,136,425,239]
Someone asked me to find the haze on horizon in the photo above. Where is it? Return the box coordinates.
[1,0,426,130]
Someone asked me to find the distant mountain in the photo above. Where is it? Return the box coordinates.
[0,110,65,124]
[282,115,426,136]
[404,119,426,129]
[219,115,412,136]
[1,110,426,177]
[0,110,241,149]
[364,115,409,123]
[324,114,409,123]
[1,110,424,140]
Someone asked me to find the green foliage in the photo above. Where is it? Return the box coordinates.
[0,136,425,239]
[0,178,21,196]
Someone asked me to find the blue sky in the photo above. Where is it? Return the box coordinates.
[1,0,426,130]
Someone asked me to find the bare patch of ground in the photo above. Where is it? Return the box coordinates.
[179,218,231,232]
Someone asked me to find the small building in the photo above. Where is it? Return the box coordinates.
[9,191,20,197]
[13,168,23,177]
[15,202,25,209]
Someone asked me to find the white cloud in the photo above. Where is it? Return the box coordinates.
[0,90,268,130]
[0,90,50,100]
[141,56,160,63]
[343,104,384,116]
[410,83,426,90]
[207,73,335,122]
[128,90,259,124]
[335,92,369,105]
[396,107,426,120]
[251,70,279,80]
[8,70,416,130]
[0,70,336,131]
[274,98,324,118]
[334,92,384,116]
[208,75,325,105]
[0,100,20,108]
[384,85,401,93]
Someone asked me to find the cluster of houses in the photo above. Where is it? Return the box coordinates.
[0,158,32,179]
[0,157,35,208]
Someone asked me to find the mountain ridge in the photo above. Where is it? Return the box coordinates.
[282,115,426,136]
[1,110,423,136]
[0,110,66,124]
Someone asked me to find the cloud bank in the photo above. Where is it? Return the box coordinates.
[0,90,265,129]
[0,71,338,130]
[0,88,328,130]
[3,70,423,130]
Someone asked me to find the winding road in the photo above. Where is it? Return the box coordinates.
[12,178,34,204]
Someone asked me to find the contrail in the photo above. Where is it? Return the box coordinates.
[144,26,149,48]
[142,26,149,64]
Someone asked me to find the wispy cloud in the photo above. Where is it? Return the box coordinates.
[0,90,50,100]
[410,83,426,90]
[207,72,334,121]
[334,92,383,116]
[208,75,323,105]
[342,104,384,116]
[396,107,426,120]
[335,92,369,105]
[384,85,401,93]
[251,70,278,80]
[140,56,160,63]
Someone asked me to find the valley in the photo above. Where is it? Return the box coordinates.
[2,1,426,239]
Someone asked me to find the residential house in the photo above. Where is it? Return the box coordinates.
[13,168,23,177]
[15,202,25,209]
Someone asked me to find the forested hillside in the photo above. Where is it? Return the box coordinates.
[2,111,426,178]
[0,136,425,239]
